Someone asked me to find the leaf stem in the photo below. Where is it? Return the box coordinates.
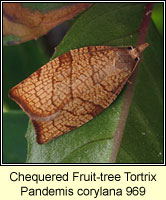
[110,3,153,163]
[137,3,153,45]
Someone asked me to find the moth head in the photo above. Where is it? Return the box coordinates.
[127,43,149,62]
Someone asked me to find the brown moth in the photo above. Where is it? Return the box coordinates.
[9,43,149,144]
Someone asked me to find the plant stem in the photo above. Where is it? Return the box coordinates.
[138,3,153,45]
[110,3,153,163]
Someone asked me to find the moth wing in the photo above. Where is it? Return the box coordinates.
[32,97,104,144]
[9,52,73,121]
[9,46,114,121]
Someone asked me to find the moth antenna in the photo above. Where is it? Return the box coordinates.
[137,43,149,54]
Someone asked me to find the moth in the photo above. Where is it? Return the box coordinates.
[9,43,149,144]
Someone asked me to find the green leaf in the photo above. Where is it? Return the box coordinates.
[53,3,143,58]
[3,111,29,163]
[152,3,163,36]
[25,3,163,163]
